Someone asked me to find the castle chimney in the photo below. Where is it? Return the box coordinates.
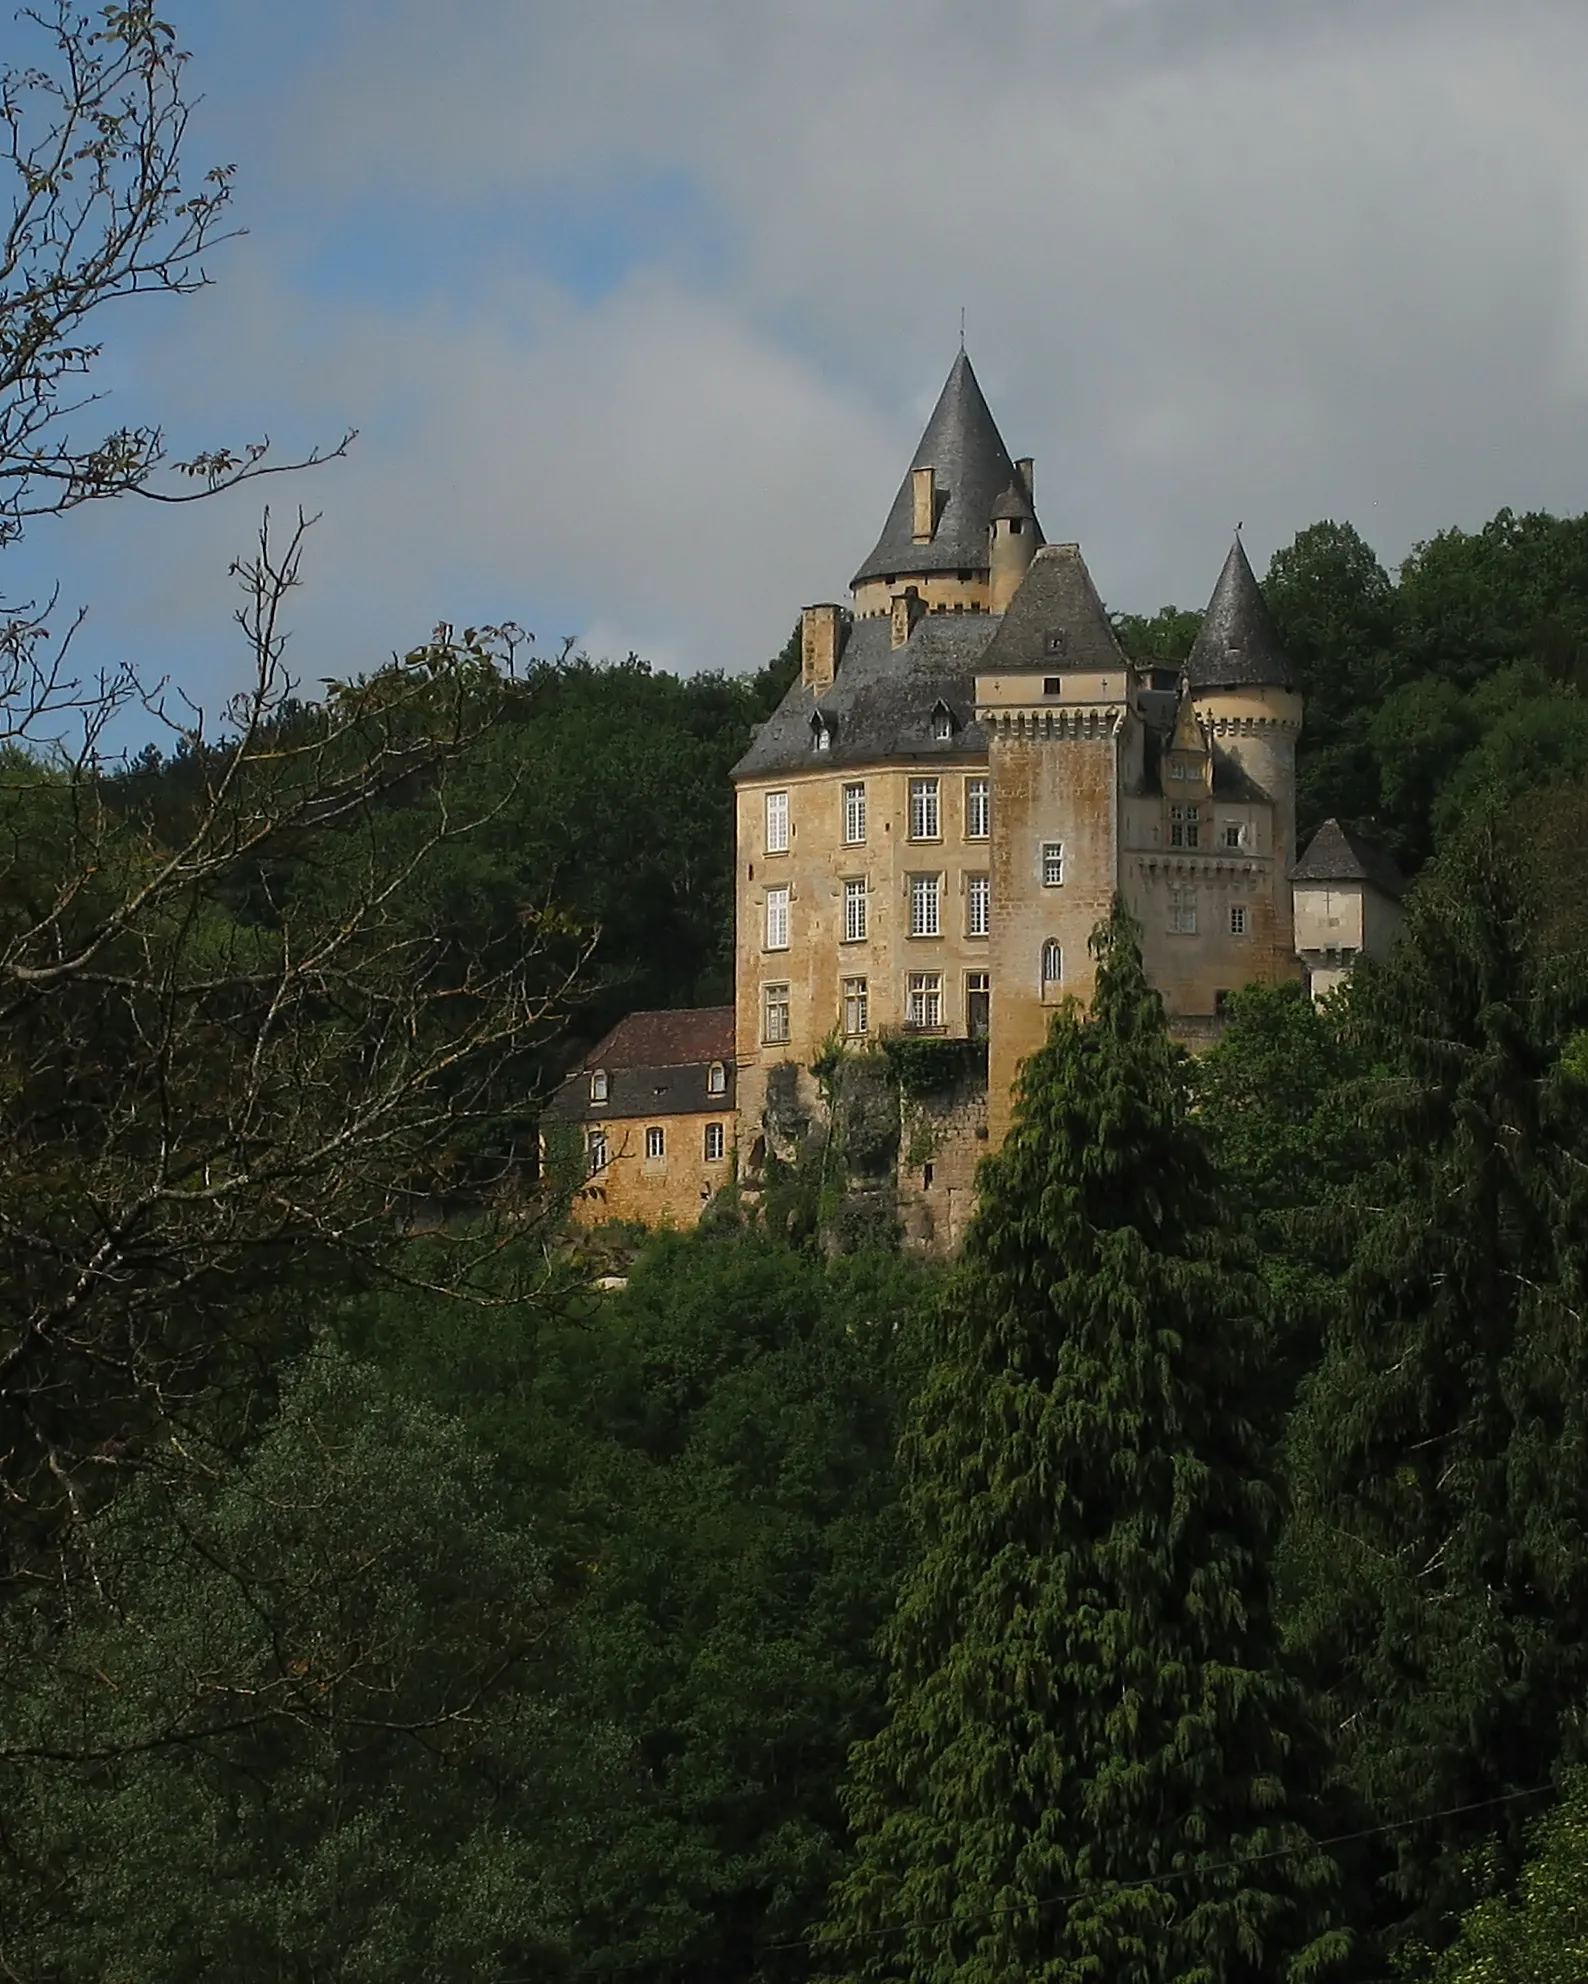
[801,603,843,692]
[890,587,926,650]
[911,466,936,543]
[1016,457,1034,501]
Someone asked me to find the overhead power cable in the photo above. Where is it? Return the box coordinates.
[774,1779,1557,1953]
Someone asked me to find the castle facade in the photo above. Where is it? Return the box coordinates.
[546,352,1400,1246]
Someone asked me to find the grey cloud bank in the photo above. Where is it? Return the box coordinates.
[16,0,1588,702]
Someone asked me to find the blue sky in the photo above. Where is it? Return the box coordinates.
[9,0,1588,720]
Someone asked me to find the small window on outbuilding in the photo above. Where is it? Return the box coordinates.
[589,1069,609,1103]
[707,1061,726,1096]
[645,1126,665,1161]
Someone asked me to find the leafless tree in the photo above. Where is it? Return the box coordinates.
[0,512,584,1535]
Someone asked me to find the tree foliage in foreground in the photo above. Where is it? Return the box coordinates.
[344,1227,931,1984]
[824,907,1348,1984]
[1282,814,1588,1951]
[1419,1770,1588,1984]
[0,1345,610,1982]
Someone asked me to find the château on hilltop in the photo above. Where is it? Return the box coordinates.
[543,350,1404,1247]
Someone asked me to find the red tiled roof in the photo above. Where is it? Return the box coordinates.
[583,1006,734,1071]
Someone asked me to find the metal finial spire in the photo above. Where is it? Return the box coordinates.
[959,306,966,350]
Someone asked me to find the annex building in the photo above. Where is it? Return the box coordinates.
[545,352,1402,1246]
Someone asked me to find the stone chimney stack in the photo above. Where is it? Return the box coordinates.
[911,466,936,543]
[801,603,843,692]
[801,599,849,694]
[890,587,926,650]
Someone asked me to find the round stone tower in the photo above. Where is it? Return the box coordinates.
[1186,536,1303,945]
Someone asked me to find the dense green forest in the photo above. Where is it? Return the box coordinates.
[12,14,1588,1982]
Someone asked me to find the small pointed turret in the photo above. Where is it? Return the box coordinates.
[852,350,1041,593]
[1185,537,1298,692]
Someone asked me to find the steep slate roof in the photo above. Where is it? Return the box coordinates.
[1185,537,1299,692]
[1290,818,1406,899]
[732,613,997,780]
[576,1007,734,1071]
[541,1007,736,1126]
[852,351,1042,587]
[973,543,1129,676]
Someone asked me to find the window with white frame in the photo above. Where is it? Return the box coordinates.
[967,872,990,937]
[707,1061,726,1095]
[1041,939,1062,992]
[1229,903,1248,936]
[842,781,867,845]
[932,703,954,741]
[765,885,790,951]
[1041,841,1065,887]
[1168,887,1198,934]
[966,970,990,1038]
[843,975,869,1037]
[1170,804,1201,849]
[1223,821,1245,850]
[704,1121,725,1162]
[966,776,990,840]
[587,1128,608,1174]
[909,873,941,937]
[763,982,790,1044]
[907,971,943,1031]
[909,777,940,840]
[843,877,868,943]
[765,789,789,853]
[589,1068,609,1103]
[645,1126,665,1161]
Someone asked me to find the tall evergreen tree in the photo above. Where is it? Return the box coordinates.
[824,907,1347,1984]
[1283,812,1588,1949]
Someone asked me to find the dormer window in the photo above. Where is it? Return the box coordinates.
[589,1069,609,1104]
[810,712,835,753]
[931,699,956,742]
[707,1061,726,1096]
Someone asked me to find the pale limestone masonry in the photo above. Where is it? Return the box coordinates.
[556,351,1404,1248]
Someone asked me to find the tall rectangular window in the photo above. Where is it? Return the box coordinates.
[645,1126,665,1161]
[587,1128,608,1175]
[1223,821,1245,850]
[843,975,869,1037]
[909,874,941,937]
[907,972,943,1031]
[765,789,789,853]
[1041,842,1065,887]
[966,872,990,937]
[765,885,790,951]
[909,777,940,841]
[843,878,868,943]
[763,982,790,1044]
[966,970,990,1038]
[965,776,990,840]
[704,1121,725,1162]
[842,782,867,845]
[1168,888,1198,934]
[1229,903,1248,936]
[1170,804,1201,849]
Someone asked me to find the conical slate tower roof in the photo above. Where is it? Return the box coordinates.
[852,351,1040,588]
[1185,537,1298,692]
